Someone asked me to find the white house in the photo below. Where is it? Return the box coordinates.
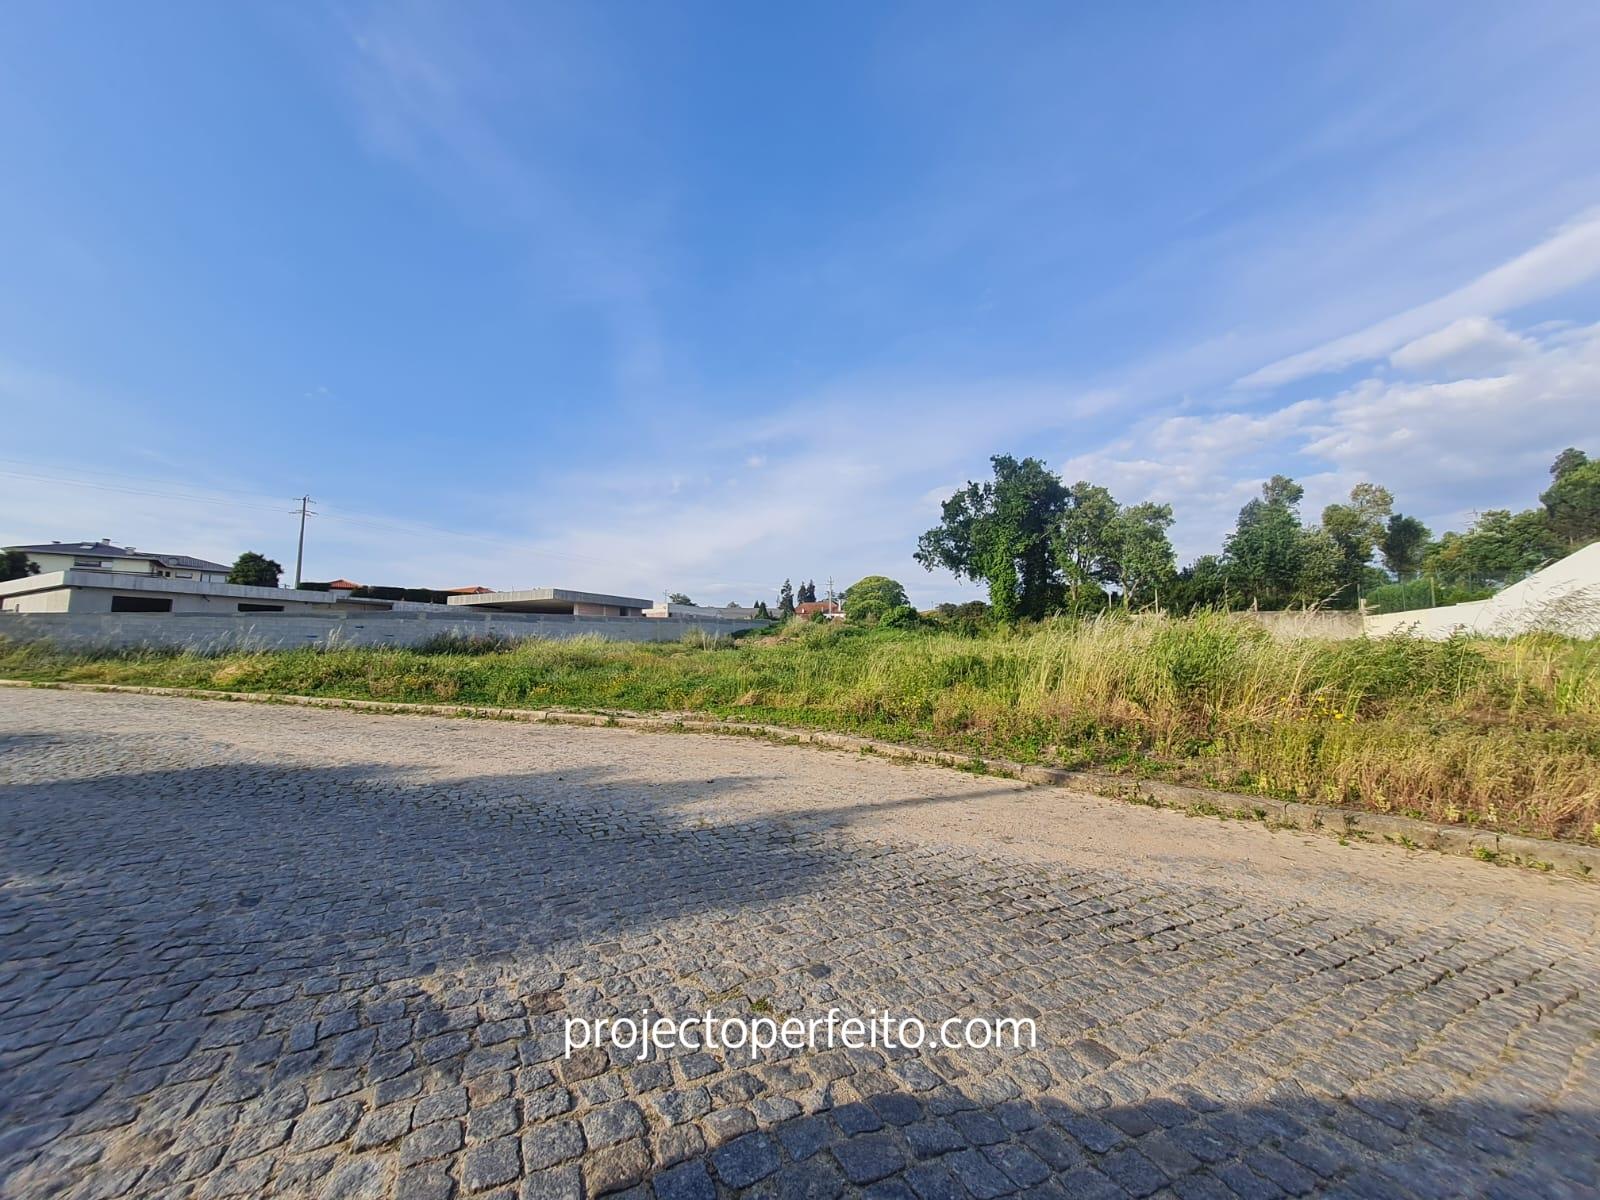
[6,539,232,583]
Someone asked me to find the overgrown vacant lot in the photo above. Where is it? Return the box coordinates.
[4,614,1598,842]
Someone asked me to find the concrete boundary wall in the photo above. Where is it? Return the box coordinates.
[1362,600,1491,640]
[0,610,769,651]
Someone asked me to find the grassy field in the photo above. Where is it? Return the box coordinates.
[3,614,1598,843]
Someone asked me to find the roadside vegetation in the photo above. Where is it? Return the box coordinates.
[4,613,1597,844]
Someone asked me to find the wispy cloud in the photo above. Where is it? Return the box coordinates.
[1240,209,1600,388]
[335,2,672,400]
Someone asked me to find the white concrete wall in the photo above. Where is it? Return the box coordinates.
[0,611,770,652]
[1,588,76,614]
[1362,600,1490,640]
[1362,543,1600,640]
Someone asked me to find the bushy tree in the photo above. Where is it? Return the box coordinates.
[1423,509,1563,587]
[1103,502,1175,608]
[1320,483,1393,606]
[1167,555,1232,612]
[752,600,772,619]
[227,551,282,588]
[667,592,694,606]
[1050,482,1119,611]
[1540,448,1600,547]
[916,455,1068,622]
[778,580,795,617]
[1223,476,1307,608]
[877,604,921,629]
[0,549,39,583]
[1381,514,1431,580]
[1292,527,1345,606]
[842,575,910,621]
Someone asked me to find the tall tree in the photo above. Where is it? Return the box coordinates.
[227,551,282,588]
[1104,502,1175,609]
[1050,481,1119,611]
[916,455,1068,621]
[778,579,795,617]
[666,592,694,606]
[1540,448,1600,547]
[1550,447,1588,480]
[1320,483,1393,606]
[1223,476,1307,608]
[1381,514,1431,580]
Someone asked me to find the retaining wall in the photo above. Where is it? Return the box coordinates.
[0,610,769,651]
[1235,609,1363,640]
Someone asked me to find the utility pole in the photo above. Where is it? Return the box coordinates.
[826,576,836,605]
[292,495,316,589]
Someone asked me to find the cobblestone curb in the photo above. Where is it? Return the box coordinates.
[4,676,1597,881]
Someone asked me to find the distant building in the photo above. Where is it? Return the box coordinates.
[795,599,843,619]
[644,601,764,620]
[6,539,230,583]
[0,570,376,615]
[446,587,651,616]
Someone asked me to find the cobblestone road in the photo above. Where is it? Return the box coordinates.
[2,689,1598,1200]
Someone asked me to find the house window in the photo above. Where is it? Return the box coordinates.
[238,603,285,613]
[111,595,172,613]
[73,558,105,567]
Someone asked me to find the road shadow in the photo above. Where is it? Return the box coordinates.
[1,751,1595,1199]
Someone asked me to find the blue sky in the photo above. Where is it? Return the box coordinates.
[4,2,1600,605]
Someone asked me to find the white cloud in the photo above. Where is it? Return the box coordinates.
[1068,318,1600,560]
[1241,208,1600,387]
[1388,316,1534,374]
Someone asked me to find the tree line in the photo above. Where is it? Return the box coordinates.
[914,448,1600,620]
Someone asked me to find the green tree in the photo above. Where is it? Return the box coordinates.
[842,575,910,621]
[916,455,1068,622]
[227,551,282,588]
[1103,502,1175,609]
[1167,555,1232,612]
[1423,509,1563,587]
[1223,475,1307,608]
[1381,514,1431,579]
[1049,481,1119,611]
[1550,447,1588,480]
[1320,482,1393,607]
[1,549,39,583]
[1540,448,1600,548]
[778,579,795,618]
[752,600,772,619]
[667,592,694,606]
[1292,527,1344,605]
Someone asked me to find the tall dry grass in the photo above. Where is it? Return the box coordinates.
[3,614,1596,840]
